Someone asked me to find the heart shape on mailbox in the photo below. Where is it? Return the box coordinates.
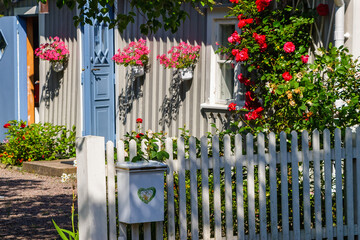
[137,187,156,204]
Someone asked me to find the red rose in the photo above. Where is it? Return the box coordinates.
[238,74,254,86]
[229,0,239,3]
[284,42,295,53]
[317,4,329,16]
[301,55,309,64]
[231,49,239,56]
[282,72,292,81]
[228,103,237,111]
[3,123,11,128]
[245,107,264,121]
[136,118,143,123]
[237,15,253,29]
[228,31,241,44]
[22,136,25,140]
[20,123,26,128]
[255,0,272,12]
[136,133,144,139]
[235,48,249,62]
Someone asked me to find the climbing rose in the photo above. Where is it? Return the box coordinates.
[245,107,264,120]
[283,42,295,53]
[136,118,143,123]
[255,0,272,12]
[316,4,329,16]
[20,123,26,128]
[301,55,309,64]
[228,103,237,111]
[136,133,144,139]
[3,123,10,128]
[235,48,249,62]
[237,15,253,29]
[238,73,254,86]
[229,0,239,3]
[282,72,292,81]
[228,31,241,44]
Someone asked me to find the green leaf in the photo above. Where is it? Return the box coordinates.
[52,219,70,240]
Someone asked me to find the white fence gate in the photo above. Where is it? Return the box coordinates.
[76,128,360,239]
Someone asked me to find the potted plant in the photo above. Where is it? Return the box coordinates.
[34,36,69,72]
[157,42,201,80]
[112,39,150,77]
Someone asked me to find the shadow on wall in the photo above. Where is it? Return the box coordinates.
[41,66,65,108]
[159,70,191,128]
[118,69,145,124]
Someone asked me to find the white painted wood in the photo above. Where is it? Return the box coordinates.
[106,141,117,240]
[302,131,311,240]
[117,140,127,240]
[313,130,322,240]
[212,135,222,240]
[257,133,266,240]
[143,223,151,240]
[235,134,245,239]
[224,135,233,238]
[201,135,211,239]
[129,139,137,162]
[131,224,139,240]
[156,222,164,239]
[280,131,289,240]
[178,137,187,240]
[345,128,354,239]
[356,128,360,238]
[334,128,344,239]
[323,129,333,239]
[291,131,300,240]
[189,137,199,240]
[165,138,175,240]
[247,133,255,239]
[76,136,107,240]
[269,132,278,239]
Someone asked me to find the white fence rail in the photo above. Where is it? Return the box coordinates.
[77,128,360,239]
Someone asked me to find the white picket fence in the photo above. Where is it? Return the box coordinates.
[76,128,360,240]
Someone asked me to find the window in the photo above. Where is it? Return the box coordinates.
[202,8,244,110]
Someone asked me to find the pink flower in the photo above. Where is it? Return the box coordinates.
[228,31,241,44]
[301,55,309,63]
[283,42,295,53]
[282,72,292,81]
[228,103,237,111]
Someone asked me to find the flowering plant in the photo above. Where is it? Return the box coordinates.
[34,36,69,63]
[157,42,201,69]
[112,39,150,67]
[218,0,360,135]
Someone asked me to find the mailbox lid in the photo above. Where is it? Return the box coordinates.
[116,160,167,173]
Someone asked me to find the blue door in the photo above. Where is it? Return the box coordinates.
[83,17,115,143]
[0,16,27,140]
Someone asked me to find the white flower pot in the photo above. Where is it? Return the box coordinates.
[179,68,193,80]
[51,61,64,72]
[132,65,144,77]
[117,160,167,224]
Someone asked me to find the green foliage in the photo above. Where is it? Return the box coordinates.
[0,120,76,166]
[3,0,215,34]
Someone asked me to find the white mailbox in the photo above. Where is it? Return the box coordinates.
[116,160,167,224]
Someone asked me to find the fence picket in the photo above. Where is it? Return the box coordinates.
[313,130,322,240]
[117,140,127,240]
[324,129,333,239]
[178,137,187,240]
[346,128,354,239]
[189,137,199,240]
[131,224,139,240]
[247,133,256,239]
[335,128,344,239]
[165,138,176,240]
[269,132,278,239]
[129,139,137,161]
[106,141,117,240]
[212,135,222,239]
[235,134,245,239]
[224,135,234,238]
[201,136,211,239]
[143,223,151,240]
[291,131,300,240]
[258,133,266,240]
[302,131,311,240]
[156,222,164,240]
[280,132,289,239]
[356,128,360,237]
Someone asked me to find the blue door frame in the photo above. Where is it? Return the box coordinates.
[81,12,116,143]
[0,16,27,140]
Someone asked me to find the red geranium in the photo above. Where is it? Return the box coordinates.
[301,55,309,64]
[316,4,329,16]
[255,0,272,12]
[282,72,292,81]
[283,42,295,53]
[136,133,144,139]
[136,118,143,123]
[3,123,11,128]
[228,102,237,111]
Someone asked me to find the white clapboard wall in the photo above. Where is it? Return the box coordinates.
[77,127,360,240]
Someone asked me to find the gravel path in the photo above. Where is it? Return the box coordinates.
[0,165,77,240]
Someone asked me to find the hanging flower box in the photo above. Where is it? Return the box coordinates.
[131,65,145,77]
[179,67,193,80]
[116,160,167,224]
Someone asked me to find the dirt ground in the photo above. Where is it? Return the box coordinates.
[0,165,77,240]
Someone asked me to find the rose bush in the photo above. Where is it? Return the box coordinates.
[218,0,360,135]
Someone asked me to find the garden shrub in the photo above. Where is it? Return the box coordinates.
[0,120,76,166]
